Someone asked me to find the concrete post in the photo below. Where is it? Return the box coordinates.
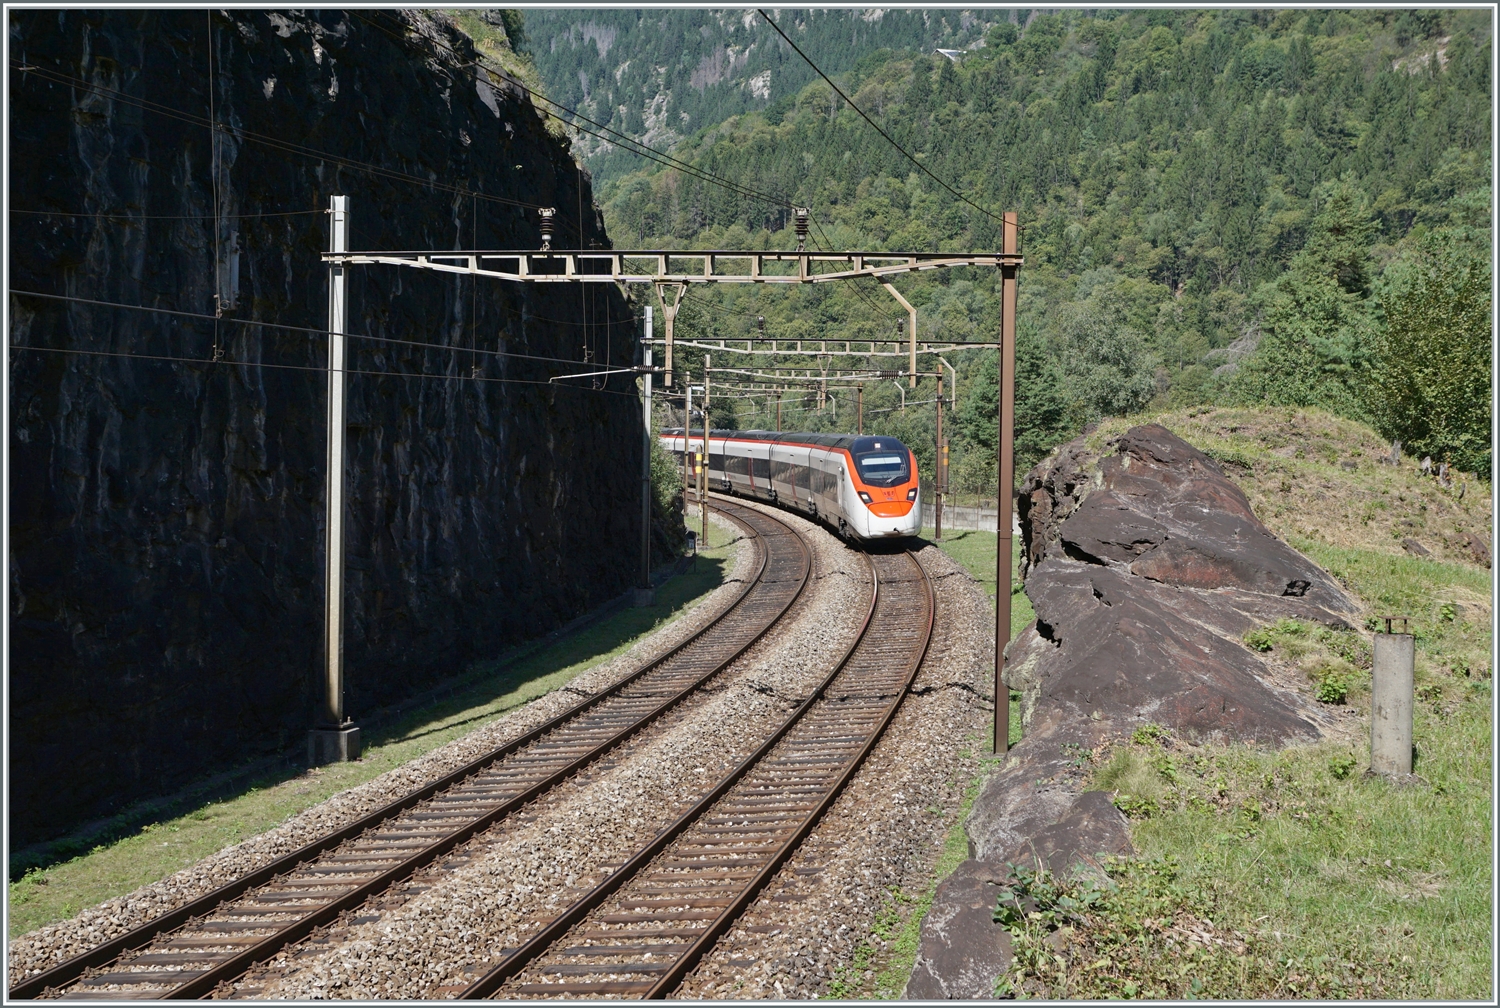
[1371,632,1415,776]
[310,194,360,766]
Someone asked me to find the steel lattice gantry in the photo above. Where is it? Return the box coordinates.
[321,247,1023,390]
[319,212,1023,758]
[320,248,1023,284]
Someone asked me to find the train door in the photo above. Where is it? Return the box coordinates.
[810,449,837,516]
[723,438,753,495]
[769,442,800,507]
[789,445,814,511]
[747,442,773,501]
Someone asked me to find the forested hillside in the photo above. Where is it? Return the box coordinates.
[525,8,998,180]
[523,8,1492,487]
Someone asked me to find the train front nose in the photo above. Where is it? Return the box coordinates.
[863,497,920,538]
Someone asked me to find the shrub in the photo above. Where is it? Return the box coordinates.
[1245,626,1277,651]
[1316,672,1353,704]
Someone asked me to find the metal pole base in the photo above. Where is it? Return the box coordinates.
[633,587,656,607]
[308,724,361,766]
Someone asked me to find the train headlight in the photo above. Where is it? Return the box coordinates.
[857,491,873,504]
[906,487,918,501]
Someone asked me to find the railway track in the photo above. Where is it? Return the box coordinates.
[12,500,810,1001]
[454,545,935,1000]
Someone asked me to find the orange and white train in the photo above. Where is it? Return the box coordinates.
[660,429,921,541]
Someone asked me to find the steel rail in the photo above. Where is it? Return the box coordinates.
[457,541,934,1000]
[11,502,808,1001]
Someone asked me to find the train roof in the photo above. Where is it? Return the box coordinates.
[659,429,909,453]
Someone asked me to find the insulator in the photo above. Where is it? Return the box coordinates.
[538,207,555,251]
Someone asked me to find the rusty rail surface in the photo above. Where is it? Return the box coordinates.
[12,501,810,1001]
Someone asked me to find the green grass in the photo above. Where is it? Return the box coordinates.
[826,744,1004,1000]
[8,522,744,938]
[1027,538,1494,1000]
[923,409,1491,999]
[924,527,1028,748]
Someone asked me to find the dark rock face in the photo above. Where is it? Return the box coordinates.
[1461,531,1491,567]
[907,425,1358,998]
[9,10,647,846]
[904,860,1013,1000]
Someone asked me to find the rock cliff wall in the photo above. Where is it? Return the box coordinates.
[9,10,647,846]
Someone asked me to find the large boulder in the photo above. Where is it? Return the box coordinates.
[907,424,1358,999]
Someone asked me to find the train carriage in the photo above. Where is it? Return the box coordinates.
[661,428,921,541]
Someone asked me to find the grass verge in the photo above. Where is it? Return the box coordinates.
[924,527,1028,748]
[930,409,1490,999]
[825,744,1004,999]
[997,536,1492,999]
[8,521,743,938]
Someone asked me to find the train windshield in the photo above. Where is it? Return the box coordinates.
[854,443,911,486]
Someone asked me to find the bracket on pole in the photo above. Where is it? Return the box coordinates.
[880,280,919,388]
[655,282,687,389]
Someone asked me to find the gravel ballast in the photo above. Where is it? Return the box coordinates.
[9,513,759,984]
[12,507,997,1003]
[672,541,994,1000]
[233,503,871,998]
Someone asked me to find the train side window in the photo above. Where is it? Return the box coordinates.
[752,456,770,479]
[709,453,725,473]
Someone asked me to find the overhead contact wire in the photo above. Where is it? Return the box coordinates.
[7,290,628,369]
[6,343,640,397]
[353,11,796,220]
[756,9,1022,235]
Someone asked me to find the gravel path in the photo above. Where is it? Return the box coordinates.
[9,513,758,985]
[672,541,993,1001]
[229,503,871,999]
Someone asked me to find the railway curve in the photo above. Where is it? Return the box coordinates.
[12,501,811,1001]
[455,543,935,1000]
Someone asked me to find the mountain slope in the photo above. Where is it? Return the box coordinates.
[556,8,1490,485]
[524,8,1006,182]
